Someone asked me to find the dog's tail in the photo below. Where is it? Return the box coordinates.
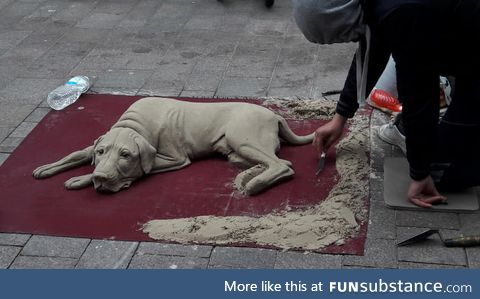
[277,115,314,145]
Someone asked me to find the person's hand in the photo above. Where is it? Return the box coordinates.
[312,113,347,155]
[407,176,447,208]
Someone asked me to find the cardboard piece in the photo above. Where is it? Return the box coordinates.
[384,157,479,212]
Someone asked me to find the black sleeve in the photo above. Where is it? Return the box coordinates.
[336,32,391,118]
[380,5,441,180]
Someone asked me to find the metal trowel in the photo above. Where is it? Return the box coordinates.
[316,152,326,176]
[397,229,480,247]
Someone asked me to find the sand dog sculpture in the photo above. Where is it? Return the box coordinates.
[33,97,314,194]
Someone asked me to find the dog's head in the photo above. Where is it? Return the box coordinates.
[91,128,156,192]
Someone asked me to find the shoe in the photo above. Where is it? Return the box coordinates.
[439,76,452,108]
[377,122,406,154]
[368,89,402,114]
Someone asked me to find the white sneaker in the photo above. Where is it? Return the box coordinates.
[377,122,406,155]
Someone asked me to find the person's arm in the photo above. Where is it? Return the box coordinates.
[336,32,391,119]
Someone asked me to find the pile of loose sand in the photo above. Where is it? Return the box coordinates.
[142,99,369,251]
[261,97,337,120]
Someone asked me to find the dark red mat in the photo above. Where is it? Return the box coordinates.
[0,95,368,255]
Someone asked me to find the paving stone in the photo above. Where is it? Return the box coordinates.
[179,90,216,98]
[10,256,78,269]
[209,247,277,269]
[342,238,397,268]
[139,63,195,96]
[370,124,397,172]
[277,47,317,67]
[458,212,480,235]
[275,251,342,269]
[92,0,137,15]
[0,78,63,105]
[57,28,111,44]
[0,233,30,246]
[9,121,36,138]
[21,236,90,258]
[226,52,277,78]
[76,240,138,269]
[369,172,384,202]
[136,242,212,258]
[16,30,63,51]
[51,1,98,24]
[367,200,396,240]
[0,104,36,127]
[245,19,289,37]
[269,68,315,98]
[75,13,124,29]
[94,69,153,90]
[0,137,22,153]
[0,126,13,140]
[396,227,467,266]
[184,71,222,92]
[193,55,232,73]
[129,254,208,269]
[316,43,357,72]
[268,86,312,98]
[184,15,223,31]
[0,152,8,166]
[311,70,349,100]
[100,29,175,54]
[20,42,95,79]
[25,107,50,122]
[118,0,160,28]
[118,19,147,29]
[398,262,466,269]
[142,4,194,33]
[78,48,164,72]
[0,1,41,27]
[216,77,269,98]
[0,29,31,49]
[13,1,69,31]
[0,48,48,86]
[0,245,21,268]
[396,210,460,230]
[466,248,480,268]
[0,0,13,11]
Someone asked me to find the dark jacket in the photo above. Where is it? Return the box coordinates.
[336,0,480,180]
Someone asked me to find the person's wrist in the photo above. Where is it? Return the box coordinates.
[332,113,347,127]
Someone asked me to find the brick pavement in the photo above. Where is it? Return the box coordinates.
[0,0,478,269]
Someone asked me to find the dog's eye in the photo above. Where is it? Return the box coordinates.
[120,152,130,159]
[96,149,104,155]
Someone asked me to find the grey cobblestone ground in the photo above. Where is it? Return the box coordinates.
[0,0,478,269]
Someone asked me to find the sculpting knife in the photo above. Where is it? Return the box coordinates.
[316,152,326,175]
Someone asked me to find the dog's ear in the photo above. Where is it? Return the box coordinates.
[91,135,104,165]
[133,133,156,174]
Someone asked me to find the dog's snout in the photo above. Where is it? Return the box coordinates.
[92,172,112,182]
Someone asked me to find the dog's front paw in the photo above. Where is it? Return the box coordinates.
[33,164,56,179]
[65,174,93,190]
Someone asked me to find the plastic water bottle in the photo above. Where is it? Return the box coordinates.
[47,76,90,110]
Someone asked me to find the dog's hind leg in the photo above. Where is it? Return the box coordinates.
[233,164,266,193]
[227,152,255,169]
[33,146,94,179]
[234,145,294,195]
[64,174,93,190]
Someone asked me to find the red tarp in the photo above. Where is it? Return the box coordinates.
[0,95,368,254]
